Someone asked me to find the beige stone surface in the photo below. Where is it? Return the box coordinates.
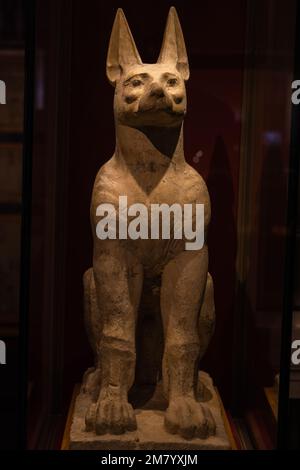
[82,7,218,442]
[70,373,230,450]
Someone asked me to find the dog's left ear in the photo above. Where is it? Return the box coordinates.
[157,7,189,81]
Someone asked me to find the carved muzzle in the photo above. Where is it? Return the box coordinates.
[138,83,173,114]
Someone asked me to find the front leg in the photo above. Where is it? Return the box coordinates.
[86,240,143,435]
[161,245,216,439]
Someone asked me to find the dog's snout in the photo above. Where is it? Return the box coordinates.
[150,84,165,98]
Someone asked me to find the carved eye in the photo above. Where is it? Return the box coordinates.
[167,78,178,87]
[132,79,142,87]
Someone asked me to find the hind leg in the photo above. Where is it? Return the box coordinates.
[82,268,102,401]
[196,272,216,435]
[198,272,215,361]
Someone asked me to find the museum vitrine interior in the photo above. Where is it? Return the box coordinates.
[0,0,299,450]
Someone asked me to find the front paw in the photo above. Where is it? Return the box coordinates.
[164,397,216,439]
[85,397,137,435]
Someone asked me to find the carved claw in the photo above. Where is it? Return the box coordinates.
[165,397,216,439]
[85,398,137,435]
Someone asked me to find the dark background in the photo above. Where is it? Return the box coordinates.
[26,0,245,448]
[27,0,299,449]
[0,0,299,450]
[0,0,24,450]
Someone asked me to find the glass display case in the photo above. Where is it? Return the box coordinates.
[7,0,300,450]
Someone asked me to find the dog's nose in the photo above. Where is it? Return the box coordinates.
[150,84,165,98]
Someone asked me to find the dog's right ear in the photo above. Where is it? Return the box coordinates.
[106,9,142,86]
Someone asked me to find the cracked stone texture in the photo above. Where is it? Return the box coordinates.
[70,372,231,450]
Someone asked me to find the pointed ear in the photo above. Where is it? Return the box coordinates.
[106,9,142,86]
[157,7,189,81]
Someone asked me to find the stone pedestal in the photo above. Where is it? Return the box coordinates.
[69,372,231,450]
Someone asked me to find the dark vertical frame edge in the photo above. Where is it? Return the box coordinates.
[18,0,36,449]
[277,0,300,450]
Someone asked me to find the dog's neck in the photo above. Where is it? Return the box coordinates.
[115,123,185,170]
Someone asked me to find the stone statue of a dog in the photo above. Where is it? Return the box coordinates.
[82,7,216,440]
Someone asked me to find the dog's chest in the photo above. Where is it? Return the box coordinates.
[92,162,207,273]
[94,164,202,210]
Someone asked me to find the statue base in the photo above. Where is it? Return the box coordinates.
[67,372,232,450]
